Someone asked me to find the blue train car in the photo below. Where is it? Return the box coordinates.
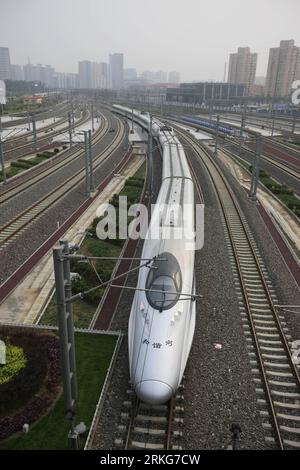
[169,114,236,136]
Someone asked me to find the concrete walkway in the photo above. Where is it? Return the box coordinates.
[0,152,145,325]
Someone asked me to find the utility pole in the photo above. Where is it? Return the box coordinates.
[91,102,94,132]
[52,241,78,449]
[249,135,262,201]
[0,134,6,184]
[31,113,37,148]
[131,108,134,132]
[84,131,90,197]
[148,115,153,194]
[123,117,128,150]
[292,110,297,134]
[271,103,275,137]
[239,114,245,156]
[68,112,73,147]
[88,129,94,192]
[27,112,31,131]
[72,104,75,126]
[214,115,220,156]
[209,103,212,122]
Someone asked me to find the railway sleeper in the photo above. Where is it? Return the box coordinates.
[281,424,300,434]
[132,426,183,438]
[130,441,165,450]
[133,426,166,436]
[139,403,168,412]
[268,379,300,388]
[283,439,300,449]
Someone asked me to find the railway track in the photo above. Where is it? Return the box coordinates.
[223,140,300,183]
[168,116,300,182]
[210,114,299,135]
[114,386,184,450]
[173,124,300,449]
[0,111,109,205]
[237,139,300,180]
[2,109,68,145]
[0,101,69,130]
[263,137,300,160]
[0,115,125,252]
[1,106,88,162]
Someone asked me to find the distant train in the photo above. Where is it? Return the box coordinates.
[113,105,197,405]
[169,114,236,136]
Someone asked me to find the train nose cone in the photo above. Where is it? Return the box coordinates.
[136,381,173,405]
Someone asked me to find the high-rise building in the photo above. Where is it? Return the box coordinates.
[0,47,11,80]
[23,63,39,82]
[124,68,137,80]
[10,64,24,81]
[265,40,300,98]
[168,71,180,83]
[78,61,94,89]
[227,47,257,95]
[24,62,56,87]
[78,60,110,89]
[141,70,156,83]
[109,53,124,90]
[155,70,167,83]
[43,65,55,88]
[55,72,78,89]
[98,62,110,89]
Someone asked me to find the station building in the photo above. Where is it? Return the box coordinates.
[166,82,246,104]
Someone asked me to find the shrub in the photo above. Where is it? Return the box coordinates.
[10,160,32,170]
[125,177,144,188]
[0,345,27,385]
[0,327,61,440]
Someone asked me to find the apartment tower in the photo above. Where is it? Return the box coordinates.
[227,47,257,95]
[265,39,300,98]
[0,47,11,80]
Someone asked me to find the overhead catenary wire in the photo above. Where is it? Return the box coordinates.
[108,284,201,299]
[66,253,201,303]
[66,257,161,302]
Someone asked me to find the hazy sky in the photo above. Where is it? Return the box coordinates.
[1,0,300,81]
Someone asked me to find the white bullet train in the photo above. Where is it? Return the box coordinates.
[113,105,196,405]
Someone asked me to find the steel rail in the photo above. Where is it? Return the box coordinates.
[0,111,109,205]
[0,117,125,250]
[174,124,300,449]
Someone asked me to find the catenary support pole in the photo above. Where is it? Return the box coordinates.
[53,243,78,449]
[84,131,90,197]
[214,115,220,156]
[60,240,77,403]
[0,134,6,184]
[249,135,262,201]
[239,114,245,156]
[88,129,94,191]
[31,113,37,148]
[91,102,94,132]
[68,112,73,147]
[148,114,153,194]
[292,111,296,134]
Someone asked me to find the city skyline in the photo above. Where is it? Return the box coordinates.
[1,0,300,82]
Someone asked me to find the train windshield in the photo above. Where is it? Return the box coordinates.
[146,252,182,311]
